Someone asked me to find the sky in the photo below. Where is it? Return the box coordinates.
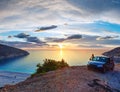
[0,0,120,49]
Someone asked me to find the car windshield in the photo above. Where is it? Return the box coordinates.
[92,57,108,62]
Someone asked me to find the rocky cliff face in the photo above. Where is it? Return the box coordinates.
[0,44,29,60]
[103,47,120,57]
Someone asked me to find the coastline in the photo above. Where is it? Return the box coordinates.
[0,71,30,87]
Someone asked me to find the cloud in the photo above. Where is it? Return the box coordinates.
[67,0,120,24]
[35,25,57,32]
[67,34,82,40]
[26,36,45,44]
[97,36,119,40]
[0,0,120,48]
[77,35,120,47]
[78,44,104,48]
[45,34,82,42]
[14,33,30,38]
[45,34,120,48]
[0,40,42,48]
[14,33,47,45]
[0,0,70,32]
[45,37,65,42]
[0,0,120,32]
[68,0,120,13]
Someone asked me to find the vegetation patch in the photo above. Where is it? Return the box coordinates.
[31,59,69,77]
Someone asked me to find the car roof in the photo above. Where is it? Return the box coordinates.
[94,56,109,58]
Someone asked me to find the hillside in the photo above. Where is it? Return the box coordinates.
[0,65,120,92]
[103,47,120,57]
[0,44,29,60]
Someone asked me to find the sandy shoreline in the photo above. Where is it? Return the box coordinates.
[0,71,30,87]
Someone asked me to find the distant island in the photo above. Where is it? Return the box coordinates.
[0,44,29,60]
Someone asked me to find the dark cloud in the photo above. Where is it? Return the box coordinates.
[77,35,120,46]
[45,38,65,42]
[14,33,30,38]
[45,34,120,48]
[14,33,47,45]
[8,35,12,38]
[26,37,45,44]
[0,40,39,48]
[80,34,118,42]
[45,34,82,42]
[67,34,82,40]
[97,36,119,40]
[0,40,48,48]
[35,25,57,32]
[78,44,104,48]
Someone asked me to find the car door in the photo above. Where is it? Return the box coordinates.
[106,58,114,70]
[109,59,114,69]
[105,58,111,69]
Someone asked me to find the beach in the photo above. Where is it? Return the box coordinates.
[0,71,30,87]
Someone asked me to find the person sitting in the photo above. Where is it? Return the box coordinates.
[90,54,94,60]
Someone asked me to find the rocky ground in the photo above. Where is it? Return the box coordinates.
[0,64,120,92]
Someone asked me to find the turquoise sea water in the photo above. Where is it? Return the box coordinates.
[0,49,107,74]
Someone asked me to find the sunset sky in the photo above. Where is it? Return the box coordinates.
[0,0,120,49]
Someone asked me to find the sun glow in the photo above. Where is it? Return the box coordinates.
[58,43,64,58]
[58,44,63,50]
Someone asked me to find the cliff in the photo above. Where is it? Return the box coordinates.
[0,65,120,92]
[103,47,120,57]
[0,44,29,60]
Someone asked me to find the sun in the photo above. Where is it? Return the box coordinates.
[58,44,63,50]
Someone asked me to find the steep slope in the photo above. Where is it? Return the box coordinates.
[0,44,29,60]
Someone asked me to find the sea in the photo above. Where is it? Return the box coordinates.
[0,49,108,74]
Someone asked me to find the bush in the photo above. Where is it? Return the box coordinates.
[33,59,69,76]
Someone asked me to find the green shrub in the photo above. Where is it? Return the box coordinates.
[33,59,69,76]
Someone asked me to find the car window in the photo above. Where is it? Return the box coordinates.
[92,57,107,62]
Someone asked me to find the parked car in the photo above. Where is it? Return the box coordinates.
[87,56,114,73]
